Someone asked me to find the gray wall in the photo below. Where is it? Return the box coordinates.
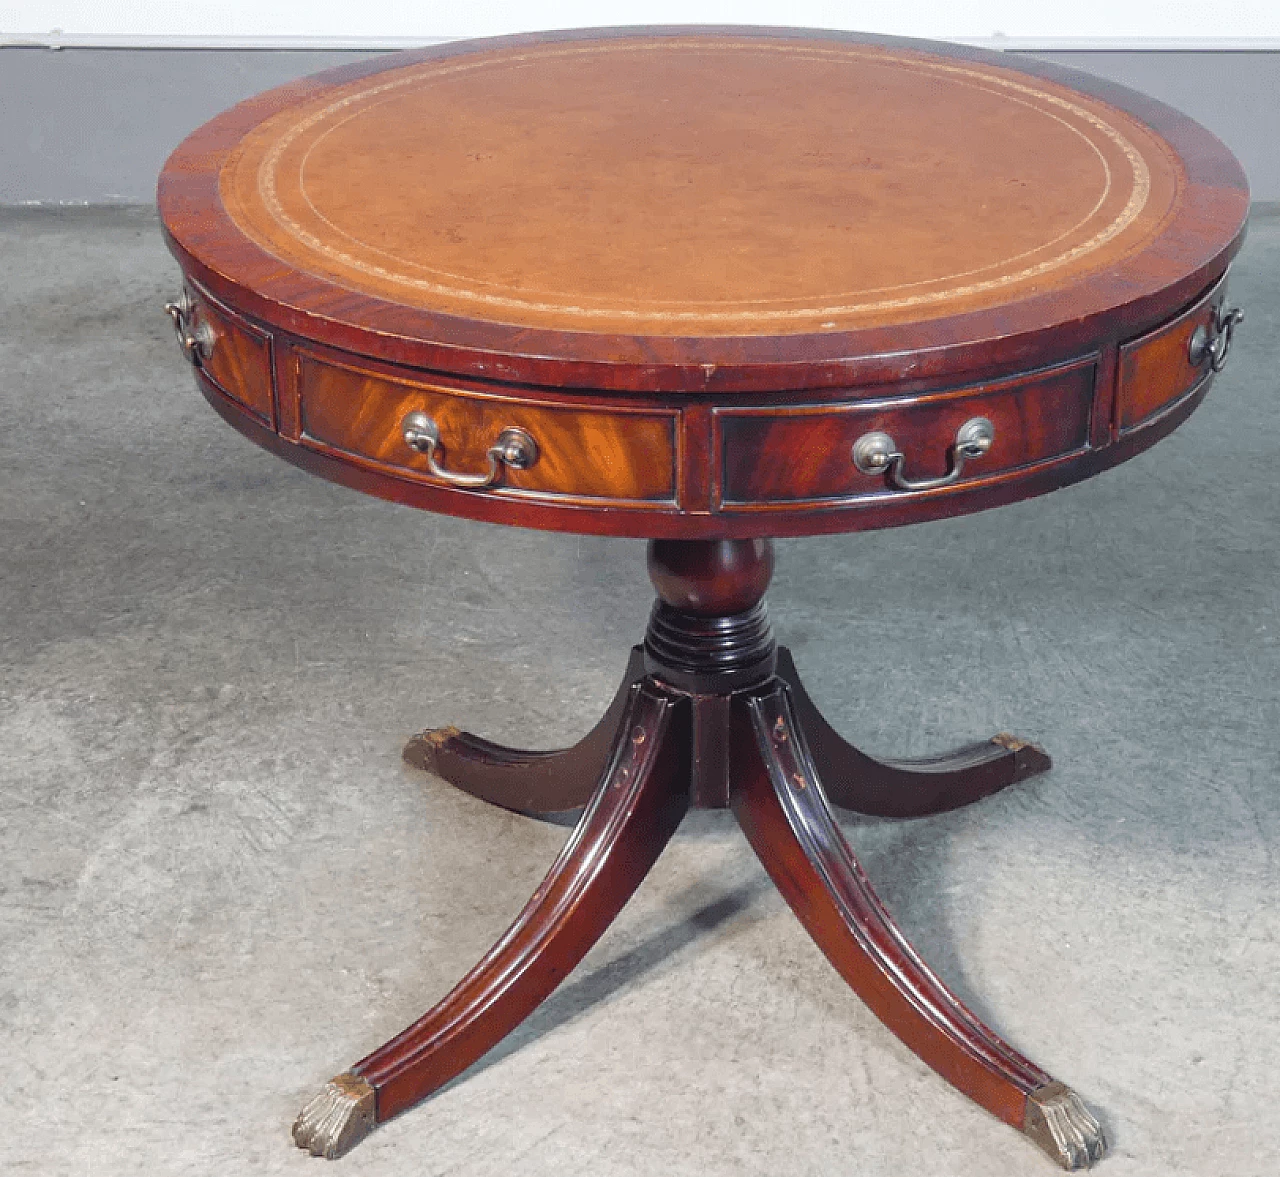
[1025,51,1280,201]
[2,45,1277,203]
[1,48,381,205]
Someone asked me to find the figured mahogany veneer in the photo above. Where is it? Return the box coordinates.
[158,24,1249,1172]
[1116,271,1228,433]
[181,278,1237,531]
[716,356,1097,510]
[185,284,275,427]
[293,349,679,507]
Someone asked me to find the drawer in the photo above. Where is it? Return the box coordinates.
[1116,274,1228,434]
[296,353,678,506]
[188,284,275,426]
[716,357,1096,510]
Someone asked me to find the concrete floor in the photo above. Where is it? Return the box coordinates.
[2,206,1278,1177]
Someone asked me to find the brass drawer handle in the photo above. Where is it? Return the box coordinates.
[401,411,539,489]
[1189,304,1244,373]
[852,416,995,492]
[164,289,215,366]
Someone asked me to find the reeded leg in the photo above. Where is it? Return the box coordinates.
[404,647,646,814]
[775,647,1051,818]
[731,680,1105,1171]
[296,680,690,1158]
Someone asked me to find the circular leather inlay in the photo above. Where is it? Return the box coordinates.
[220,37,1184,336]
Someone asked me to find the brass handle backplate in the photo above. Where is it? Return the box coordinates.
[164,289,215,366]
[401,411,539,489]
[1189,304,1244,373]
[852,416,995,492]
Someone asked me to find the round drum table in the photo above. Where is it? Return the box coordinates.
[158,26,1248,1170]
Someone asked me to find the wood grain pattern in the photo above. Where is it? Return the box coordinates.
[1116,273,1226,433]
[296,352,679,506]
[716,357,1096,510]
[187,284,275,427]
[191,347,1222,539]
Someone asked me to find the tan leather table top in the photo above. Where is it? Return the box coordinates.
[219,35,1181,338]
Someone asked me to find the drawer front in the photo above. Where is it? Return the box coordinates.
[1116,275,1227,434]
[716,358,1096,510]
[189,285,275,425]
[296,353,678,505]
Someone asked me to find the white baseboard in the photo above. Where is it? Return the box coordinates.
[4,33,1280,51]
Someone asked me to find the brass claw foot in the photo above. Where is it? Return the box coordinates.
[1024,1082,1108,1170]
[293,1072,377,1160]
